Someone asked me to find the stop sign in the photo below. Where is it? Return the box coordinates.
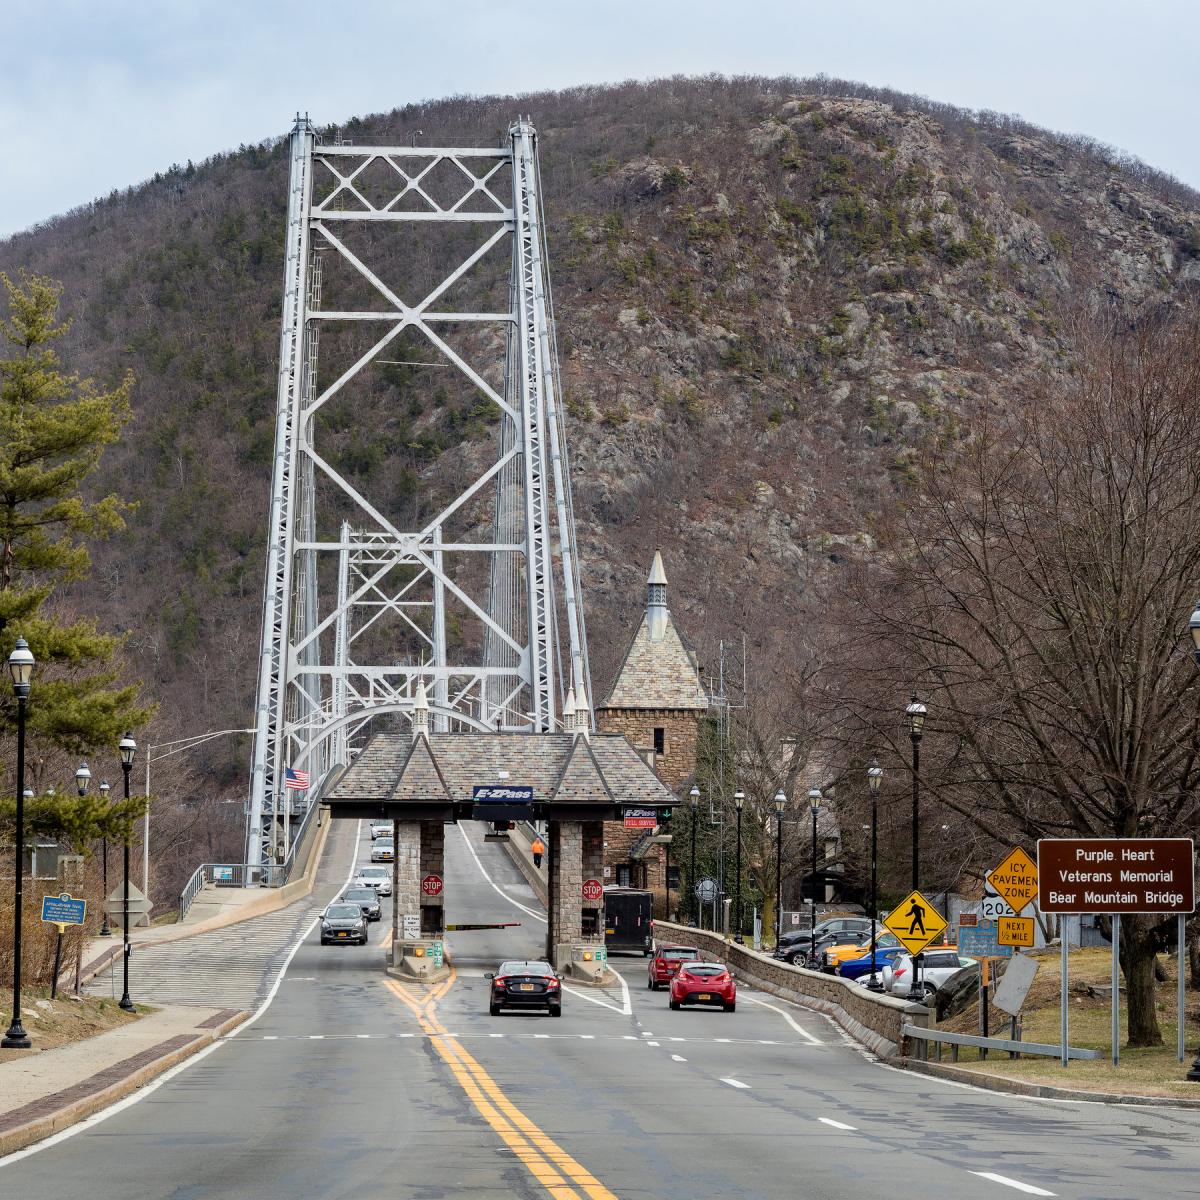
[581,878,603,902]
[421,874,444,897]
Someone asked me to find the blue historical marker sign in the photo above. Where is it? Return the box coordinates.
[956,918,1014,959]
[41,893,87,927]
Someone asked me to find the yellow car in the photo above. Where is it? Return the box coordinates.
[821,932,902,973]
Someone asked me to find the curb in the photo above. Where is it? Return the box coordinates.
[0,1009,249,1158]
[893,1053,1200,1108]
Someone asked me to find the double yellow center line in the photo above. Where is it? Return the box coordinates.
[384,971,618,1200]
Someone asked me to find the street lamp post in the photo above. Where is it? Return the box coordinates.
[774,789,786,947]
[3,637,35,1050]
[867,758,883,990]
[98,778,112,937]
[807,787,821,934]
[733,789,744,943]
[906,694,926,999]
[118,732,137,1012]
[689,785,699,927]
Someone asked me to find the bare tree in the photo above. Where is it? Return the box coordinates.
[827,303,1200,1046]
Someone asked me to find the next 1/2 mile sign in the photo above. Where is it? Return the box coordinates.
[1037,838,1195,914]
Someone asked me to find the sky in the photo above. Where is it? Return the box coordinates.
[2,0,1198,239]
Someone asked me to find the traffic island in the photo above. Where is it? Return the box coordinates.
[388,939,449,983]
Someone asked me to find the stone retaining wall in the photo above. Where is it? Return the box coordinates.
[652,920,929,1058]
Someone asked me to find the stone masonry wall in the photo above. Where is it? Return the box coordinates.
[582,821,605,942]
[392,820,421,941]
[551,821,583,948]
[595,708,701,791]
[419,820,445,936]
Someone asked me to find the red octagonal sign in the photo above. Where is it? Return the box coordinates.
[421,874,444,897]
[581,878,603,902]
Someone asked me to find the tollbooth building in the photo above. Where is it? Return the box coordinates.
[326,689,676,976]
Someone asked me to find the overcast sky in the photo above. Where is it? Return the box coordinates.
[2,0,1197,239]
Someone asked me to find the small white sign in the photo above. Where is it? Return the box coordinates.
[402,913,420,940]
[979,894,1015,920]
[992,952,1039,1016]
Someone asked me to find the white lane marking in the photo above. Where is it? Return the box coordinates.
[721,1078,751,1089]
[739,993,823,1046]
[647,1041,660,1046]
[263,1035,278,1041]
[0,819,364,1169]
[308,1035,325,1040]
[623,1035,638,1040]
[671,1054,687,1062]
[534,1033,549,1039]
[669,1036,685,1042]
[490,1033,504,1038]
[580,1034,594,1039]
[458,823,631,1017]
[356,1034,371,1039]
[818,1117,857,1131]
[641,1031,654,1037]
[455,823,545,923]
[970,1172,1055,1196]
[715,1037,732,1043]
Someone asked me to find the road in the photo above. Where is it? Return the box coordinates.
[4,819,1200,1198]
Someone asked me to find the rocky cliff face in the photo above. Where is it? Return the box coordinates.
[3,76,1197,769]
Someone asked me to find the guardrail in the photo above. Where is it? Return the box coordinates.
[902,1024,1102,1063]
[177,796,325,921]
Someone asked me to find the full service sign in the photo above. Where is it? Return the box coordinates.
[623,807,658,829]
[1037,838,1195,914]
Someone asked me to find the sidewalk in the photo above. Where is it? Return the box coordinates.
[75,812,332,986]
[0,1005,247,1156]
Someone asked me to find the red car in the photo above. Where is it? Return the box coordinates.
[669,961,736,1012]
[647,944,701,990]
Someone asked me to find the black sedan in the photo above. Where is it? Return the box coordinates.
[486,960,563,1017]
[341,886,382,922]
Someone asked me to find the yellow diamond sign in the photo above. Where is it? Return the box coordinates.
[882,890,948,956]
[986,847,1038,915]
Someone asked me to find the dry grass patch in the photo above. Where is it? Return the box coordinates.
[0,988,147,1057]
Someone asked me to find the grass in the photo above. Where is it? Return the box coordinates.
[0,986,149,1057]
[935,947,1200,1099]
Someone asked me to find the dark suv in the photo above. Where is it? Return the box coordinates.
[775,916,873,966]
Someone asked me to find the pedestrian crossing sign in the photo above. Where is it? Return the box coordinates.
[882,889,948,955]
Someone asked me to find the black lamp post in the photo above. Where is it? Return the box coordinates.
[807,787,821,933]
[733,789,744,943]
[689,785,699,926]
[774,789,786,947]
[98,777,112,937]
[118,731,137,1012]
[3,637,35,1050]
[906,694,926,890]
[866,758,883,990]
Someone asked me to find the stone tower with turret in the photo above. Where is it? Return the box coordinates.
[595,552,709,896]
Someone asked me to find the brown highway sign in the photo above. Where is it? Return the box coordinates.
[1037,838,1195,914]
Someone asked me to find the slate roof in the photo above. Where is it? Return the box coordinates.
[600,610,709,711]
[327,731,676,807]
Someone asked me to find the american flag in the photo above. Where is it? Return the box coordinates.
[284,768,310,791]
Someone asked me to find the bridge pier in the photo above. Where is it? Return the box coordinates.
[547,819,607,979]
[390,818,447,980]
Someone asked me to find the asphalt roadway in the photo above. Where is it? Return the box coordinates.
[4,819,1200,1199]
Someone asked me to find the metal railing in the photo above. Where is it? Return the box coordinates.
[177,797,324,922]
[903,1024,1101,1063]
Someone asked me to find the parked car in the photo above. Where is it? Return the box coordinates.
[821,931,902,973]
[647,944,701,990]
[934,962,982,1021]
[341,886,382,922]
[486,960,563,1017]
[371,837,395,863]
[354,867,392,896]
[320,902,368,945]
[370,821,392,841]
[884,950,978,1003]
[775,916,872,966]
[835,943,907,981]
[669,961,736,1012]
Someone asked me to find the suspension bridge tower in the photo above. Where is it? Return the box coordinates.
[246,115,592,871]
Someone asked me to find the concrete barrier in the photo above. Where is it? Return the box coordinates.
[501,823,549,907]
[651,920,929,1058]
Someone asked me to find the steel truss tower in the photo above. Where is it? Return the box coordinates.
[247,115,592,868]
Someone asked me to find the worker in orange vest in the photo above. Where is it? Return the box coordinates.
[531,835,546,868]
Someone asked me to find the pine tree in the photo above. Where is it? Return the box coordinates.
[0,271,154,846]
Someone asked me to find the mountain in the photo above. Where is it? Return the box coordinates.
[3,74,1199,785]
